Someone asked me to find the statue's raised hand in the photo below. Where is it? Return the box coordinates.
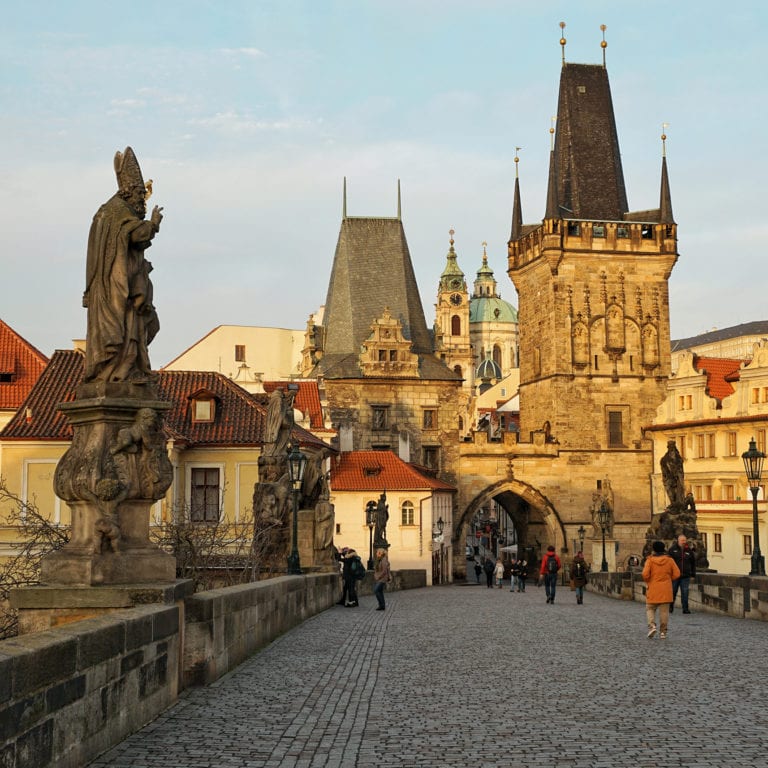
[150,205,164,228]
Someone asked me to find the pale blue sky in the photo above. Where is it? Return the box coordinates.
[1,1,766,366]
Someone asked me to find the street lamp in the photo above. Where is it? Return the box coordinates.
[286,441,307,575]
[596,502,610,572]
[577,525,586,554]
[432,517,445,540]
[742,437,766,577]
[365,500,377,570]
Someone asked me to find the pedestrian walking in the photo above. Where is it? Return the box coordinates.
[539,545,561,604]
[483,557,495,588]
[642,540,681,639]
[516,558,528,591]
[494,558,505,588]
[668,534,696,613]
[473,560,482,584]
[509,557,518,592]
[570,550,589,604]
[373,548,391,610]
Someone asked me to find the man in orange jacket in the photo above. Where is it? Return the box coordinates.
[539,545,562,604]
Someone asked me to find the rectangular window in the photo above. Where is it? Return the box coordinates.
[423,409,437,430]
[700,532,708,551]
[751,388,760,404]
[616,226,629,238]
[723,484,735,501]
[707,433,716,458]
[372,406,389,430]
[608,411,623,447]
[696,434,705,458]
[190,468,220,522]
[727,432,737,457]
[744,535,753,556]
[389,349,397,362]
[401,503,415,526]
[763,387,768,403]
[593,224,605,238]
[758,430,767,455]
[378,349,387,362]
[193,399,214,423]
[704,485,713,500]
[678,436,687,459]
[234,344,246,362]
[0,373,13,383]
[567,222,581,236]
[423,446,439,470]
[714,533,722,552]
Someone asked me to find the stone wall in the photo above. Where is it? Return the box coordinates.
[0,569,425,768]
[588,571,768,620]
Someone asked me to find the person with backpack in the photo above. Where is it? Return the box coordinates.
[473,560,482,584]
[341,548,364,606]
[570,550,589,604]
[539,545,561,604]
[509,557,518,592]
[482,557,495,588]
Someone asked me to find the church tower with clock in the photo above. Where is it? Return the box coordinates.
[434,230,474,391]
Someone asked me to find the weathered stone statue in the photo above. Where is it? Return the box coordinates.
[44,147,175,586]
[83,147,163,383]
[373,490,389,548]
[313,474,335,565]
[263,387,296,460]
[660,440,686,507]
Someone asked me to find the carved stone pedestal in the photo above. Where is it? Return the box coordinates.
[46,381,175,587]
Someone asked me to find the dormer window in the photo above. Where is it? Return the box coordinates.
[189,389,218,424]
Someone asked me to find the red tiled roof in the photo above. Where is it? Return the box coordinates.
[330,450,456,492]
[1,350,328,451]
[0,319,49,410]
[262,380,325,430]
[694,356,745,403]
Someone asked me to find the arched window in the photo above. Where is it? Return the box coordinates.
[451,315,461,335]
[453,364,462,377]
[401,501,415,526]
[493,344,502,370]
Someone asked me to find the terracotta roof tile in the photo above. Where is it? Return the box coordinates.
[0,319,49,410]
[330,450,455,492]
[694,356,745,403]
[1,350,327,451]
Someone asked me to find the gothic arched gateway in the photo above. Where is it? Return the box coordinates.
[454,478,565,580]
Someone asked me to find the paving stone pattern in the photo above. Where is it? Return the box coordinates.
[89,583,768,768]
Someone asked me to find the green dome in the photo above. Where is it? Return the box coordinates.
[469,296,518,324]
[476,357,502,380]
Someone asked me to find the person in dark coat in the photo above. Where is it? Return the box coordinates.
[340,548,361,607]
[482,557,495,588]
[668,534,696,613]
[570,550,589,604]
[473,560,482,584]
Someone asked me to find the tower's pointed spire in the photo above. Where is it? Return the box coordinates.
[544,120,559,219]
[343,176,347,219]
[397,178,401,220]
[510,148,523,240]
[559,21,567,66]
[659,125,674,224]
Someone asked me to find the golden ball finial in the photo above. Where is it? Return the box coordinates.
[661,133,666,141]
[560,38,566,46]
[601,40,607,49]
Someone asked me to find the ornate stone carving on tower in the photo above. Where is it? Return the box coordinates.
[43,147,175,585]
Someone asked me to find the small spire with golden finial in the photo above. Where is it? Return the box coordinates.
[550,117,556,151]
[482,240,488,261]
[449,228,455,250]
[514,146,521,179]
[560,21,567,65]
[600,24,607,68]
[661,123,669,157]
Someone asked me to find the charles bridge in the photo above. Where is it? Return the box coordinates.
[2,569,768,768]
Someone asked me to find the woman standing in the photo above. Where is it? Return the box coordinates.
[373,548,391,611]
[494,558,505,589]
[642,540,681,639]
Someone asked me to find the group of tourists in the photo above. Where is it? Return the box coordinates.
[335,546,392,610]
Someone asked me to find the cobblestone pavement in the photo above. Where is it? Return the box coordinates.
[89,582,768,768]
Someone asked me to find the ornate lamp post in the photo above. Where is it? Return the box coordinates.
[432,517,445,540]
[365,500,377,570]
[286,441,307,575]
[597,502,610,572]
[742,437,766,576]
[577,525,586,554]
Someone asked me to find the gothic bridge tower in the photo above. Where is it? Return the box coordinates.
[504,29,679,557]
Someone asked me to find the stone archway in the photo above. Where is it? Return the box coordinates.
[454,478,566,580]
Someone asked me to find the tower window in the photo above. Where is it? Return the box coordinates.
[617,226,629,238]
[401,501,415,526]
[423,409,437,430]
[371,406,389,430]
[451,315,461,335]
[234,344,246,362]
[593,225,605,238]
[607,410,624,448]
[568,222,581,236]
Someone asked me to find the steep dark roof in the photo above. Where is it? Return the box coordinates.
[672,321,768,351]
[548,63,628,221]
[316,215,458,381]
[1,350,327,451]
